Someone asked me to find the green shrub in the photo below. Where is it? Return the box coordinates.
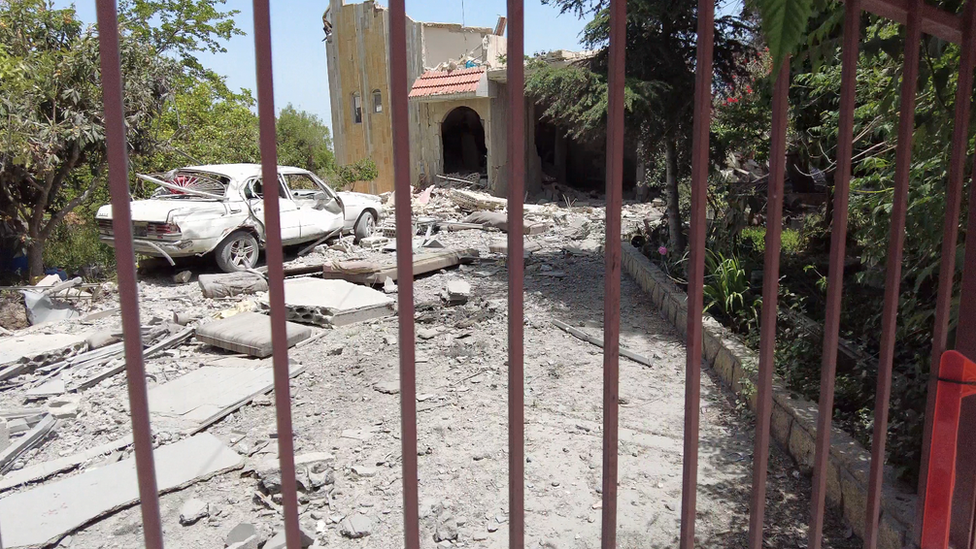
[740,226,802,254]
[43,219,115,278]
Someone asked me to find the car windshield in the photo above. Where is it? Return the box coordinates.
[150,170,229,199]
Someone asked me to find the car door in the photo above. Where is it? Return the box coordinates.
[283,172,344,239]
[242,176,302,243]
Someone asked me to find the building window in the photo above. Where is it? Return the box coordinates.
[352,93,362,124]
[372,90,383,113]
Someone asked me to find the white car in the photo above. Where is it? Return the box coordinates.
[96,164,381,272]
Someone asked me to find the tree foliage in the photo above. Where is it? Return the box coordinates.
[530,0,752,253]
[0,0,183,277]
[276,104,336,180]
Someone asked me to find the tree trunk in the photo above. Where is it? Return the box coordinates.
[665,139,685,254]
[27,240,44,280]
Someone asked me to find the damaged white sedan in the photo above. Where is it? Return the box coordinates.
[96,164,381,272]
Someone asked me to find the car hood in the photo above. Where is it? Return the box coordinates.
[96,199,227,224]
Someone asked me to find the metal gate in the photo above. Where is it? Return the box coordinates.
[80,0,976,547]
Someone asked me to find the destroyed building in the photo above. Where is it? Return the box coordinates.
[324,0,635,197]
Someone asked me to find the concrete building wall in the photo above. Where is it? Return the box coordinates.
[325,1,509,194]
[325,0,424,194]
[412,98,492,186]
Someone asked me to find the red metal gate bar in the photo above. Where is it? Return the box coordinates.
[747,59,790,549]
[950,85,976,548]
[859,0,962,44]
[600,0,626,547]
[679,0,714,545]
[914,2,976,542]
[809,1,860,546]
[863,0,922,545]
[95,2,164,548]
[387,1,420,548]
[252,2,303,547]
[506,1,526,547]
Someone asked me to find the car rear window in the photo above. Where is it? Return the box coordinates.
[151,171,229,198]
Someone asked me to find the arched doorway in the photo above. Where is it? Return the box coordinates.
[441,107,486,176]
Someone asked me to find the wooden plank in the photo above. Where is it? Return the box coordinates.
[551,320,654,367]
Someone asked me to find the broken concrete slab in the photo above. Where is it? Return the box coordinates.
[340,514,373,538]
[0,433,242,549]
[173,270,192,284]
[198,272,269,299]
[25,375,66,400]
[47,395,81,419]
[226,523,259,547]
[0,334,87,379]
[0,414,56,472]
[358,235,389,249]
[196,312,312,358]
[0,435,133,492]
[446,280,471,305]
[272,279,395,327]
[264,527,314,549]
[85,330,120,350]
[149,361,302,428]
[488,239,543,257]
[179,498,209,525]
[383,277,397,294]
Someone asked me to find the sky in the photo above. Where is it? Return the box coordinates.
[54,1,589,130]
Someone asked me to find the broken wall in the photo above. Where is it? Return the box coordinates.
[414,98,492,186]
[325,0,424,194]
[421,23,507,69]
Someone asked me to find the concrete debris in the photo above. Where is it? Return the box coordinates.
[351,465,377,477]
[340,514,373,538]
[0,414,56,473]
[198,272,269,299]
[48,395,82,419]
[172,311,202,326]
[179,498,210,525]
[0,418,9,452]
[196,312,312,357]
[270,279,395,327]
[321,248,478,285]
[373,380,399,394]
[382,276,397,294]
[434,512,459,542]
[173,271,193,284]
[0,433,242,548]
[84,330,120,350]
[358,235,389,249]
[264,527,314,549]
[417,327,439,340]
[488,239,543,257]
[0,334,88,380]
[225,523,260,548]
[256,452,335,494]
[446,279,471,304]
[0,435,133,492]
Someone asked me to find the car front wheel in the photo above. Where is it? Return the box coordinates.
[215,230,260,272]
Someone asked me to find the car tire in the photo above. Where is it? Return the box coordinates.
[353,211,376,243]
[215,230,260,272]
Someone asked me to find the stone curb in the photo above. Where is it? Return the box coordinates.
[621,243,916,549]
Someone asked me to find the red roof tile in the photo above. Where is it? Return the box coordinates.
[408,67,486,99]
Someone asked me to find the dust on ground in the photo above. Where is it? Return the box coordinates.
[0,192,858,549]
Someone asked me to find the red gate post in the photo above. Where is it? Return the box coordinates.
[920,351,976,548]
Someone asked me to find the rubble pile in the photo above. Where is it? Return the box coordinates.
[0,185,683,549]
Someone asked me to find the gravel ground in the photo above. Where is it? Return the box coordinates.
[0,195,859,549]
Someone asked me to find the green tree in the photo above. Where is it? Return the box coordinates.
[275,104,336,178]
[0,0,241,278]
[528,0,752,254]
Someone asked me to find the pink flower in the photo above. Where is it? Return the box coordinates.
[658,246,668,256]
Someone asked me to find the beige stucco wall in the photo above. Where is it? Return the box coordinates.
[325,1,509,194]
[412,98,492,187]
[325,0,424,194]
